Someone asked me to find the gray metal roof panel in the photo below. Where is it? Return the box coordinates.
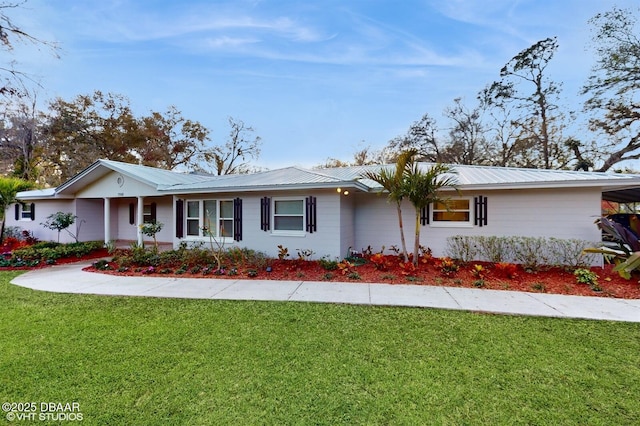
[320,163,640,190]
[98,159,212,186]
[161,166,355,192]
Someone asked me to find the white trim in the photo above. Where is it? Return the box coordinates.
[18,203,32,221]
[104,197,111,245]
[271,197,305,236]
[137,196,144,246]
[429,197,474,228]
[183,198,235,241]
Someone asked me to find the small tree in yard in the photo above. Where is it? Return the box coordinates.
[360,150,416,263]
[404,157,458,266]
[41,212,78,243]
[202,216,226,271]
[140,221,164,252]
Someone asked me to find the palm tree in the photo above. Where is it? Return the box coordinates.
[404,160,458,266]
[0,176,34,244]
[360,150,416,263]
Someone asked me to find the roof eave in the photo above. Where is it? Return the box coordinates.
[159,181,370,194]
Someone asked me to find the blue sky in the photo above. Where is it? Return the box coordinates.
[13,0,639,169]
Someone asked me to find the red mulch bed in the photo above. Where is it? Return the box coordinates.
[81,254,640,300]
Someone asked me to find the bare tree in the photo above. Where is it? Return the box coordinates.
[443,98,492,165]
[0,91,43,180]
[386,113,447,162]
[203,117,262,175]
[484,37,571,169]
[0,1,59,97]
[581,7,640,171]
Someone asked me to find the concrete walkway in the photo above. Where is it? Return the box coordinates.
[10,261,640,323]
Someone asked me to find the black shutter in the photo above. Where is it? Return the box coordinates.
[129,203,135,225]
[420,204,430,226]
[260,197,271,231]
[233,198,242,241]
[305,196,317,233]
[175,199,184,238]
[30,203,35,220]
[14,203,19,221]
[150,202,157,223]
[474,196,488,227]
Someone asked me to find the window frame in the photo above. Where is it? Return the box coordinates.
[19,203,32,221]
[16,201,35,222]
[271,197,306,236]
[184,199,235,240]
[430,197,474,228]
[143,204,153,224]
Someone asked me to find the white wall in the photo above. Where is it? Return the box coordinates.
[354,187,603,259]
[339,194,356,259]
[172,189,345,259]
[76,171,160,198]
[6,199,77,243]
[75,199,104,241]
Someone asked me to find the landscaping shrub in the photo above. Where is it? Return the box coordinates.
[319,256,339,271]
[475,236,512,263]
[445,236,478,263]
[546,238,595,269]
[512,236,548,271]
[8,241,102,263]
[446,235,596,269]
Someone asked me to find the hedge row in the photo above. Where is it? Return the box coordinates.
[445,235,597,270]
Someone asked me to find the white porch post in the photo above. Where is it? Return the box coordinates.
[103,197,111,246]
[137,196,144,246]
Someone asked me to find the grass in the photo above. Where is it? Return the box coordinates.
[1,271,639,424]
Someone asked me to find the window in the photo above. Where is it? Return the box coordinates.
[143,204,154,223]
[15,203,34,221]
[21,203,32,220]
[185,199,239,239]
[431,198,472,227]
[273,199,304,231]
[186,201,200,236]
[219,200,234,237]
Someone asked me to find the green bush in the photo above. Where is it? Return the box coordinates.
[445,236,478,263]
[319,257,338,271]
[446,235,595,269]
[475,236,512,263]
[547,238,594,269]
[10,241,103,263]
[512,236,548,271]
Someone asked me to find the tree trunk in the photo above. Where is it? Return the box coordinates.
[413,211,421,266]
[396,203,409,263]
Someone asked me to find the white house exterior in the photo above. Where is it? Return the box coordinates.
[7,159,640,262]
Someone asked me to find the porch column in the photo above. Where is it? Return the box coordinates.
[103,197,111,246]
[137,196,144,246]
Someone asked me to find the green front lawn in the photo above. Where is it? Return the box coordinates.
[1,270,639,424]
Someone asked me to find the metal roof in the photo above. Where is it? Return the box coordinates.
[319,163,640,191]
[55,159,212,195]
[15,188,56,200]
[16,159,640,200]
[162,166,369,193]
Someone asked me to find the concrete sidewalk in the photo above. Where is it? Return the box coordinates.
[10,261,640,323]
